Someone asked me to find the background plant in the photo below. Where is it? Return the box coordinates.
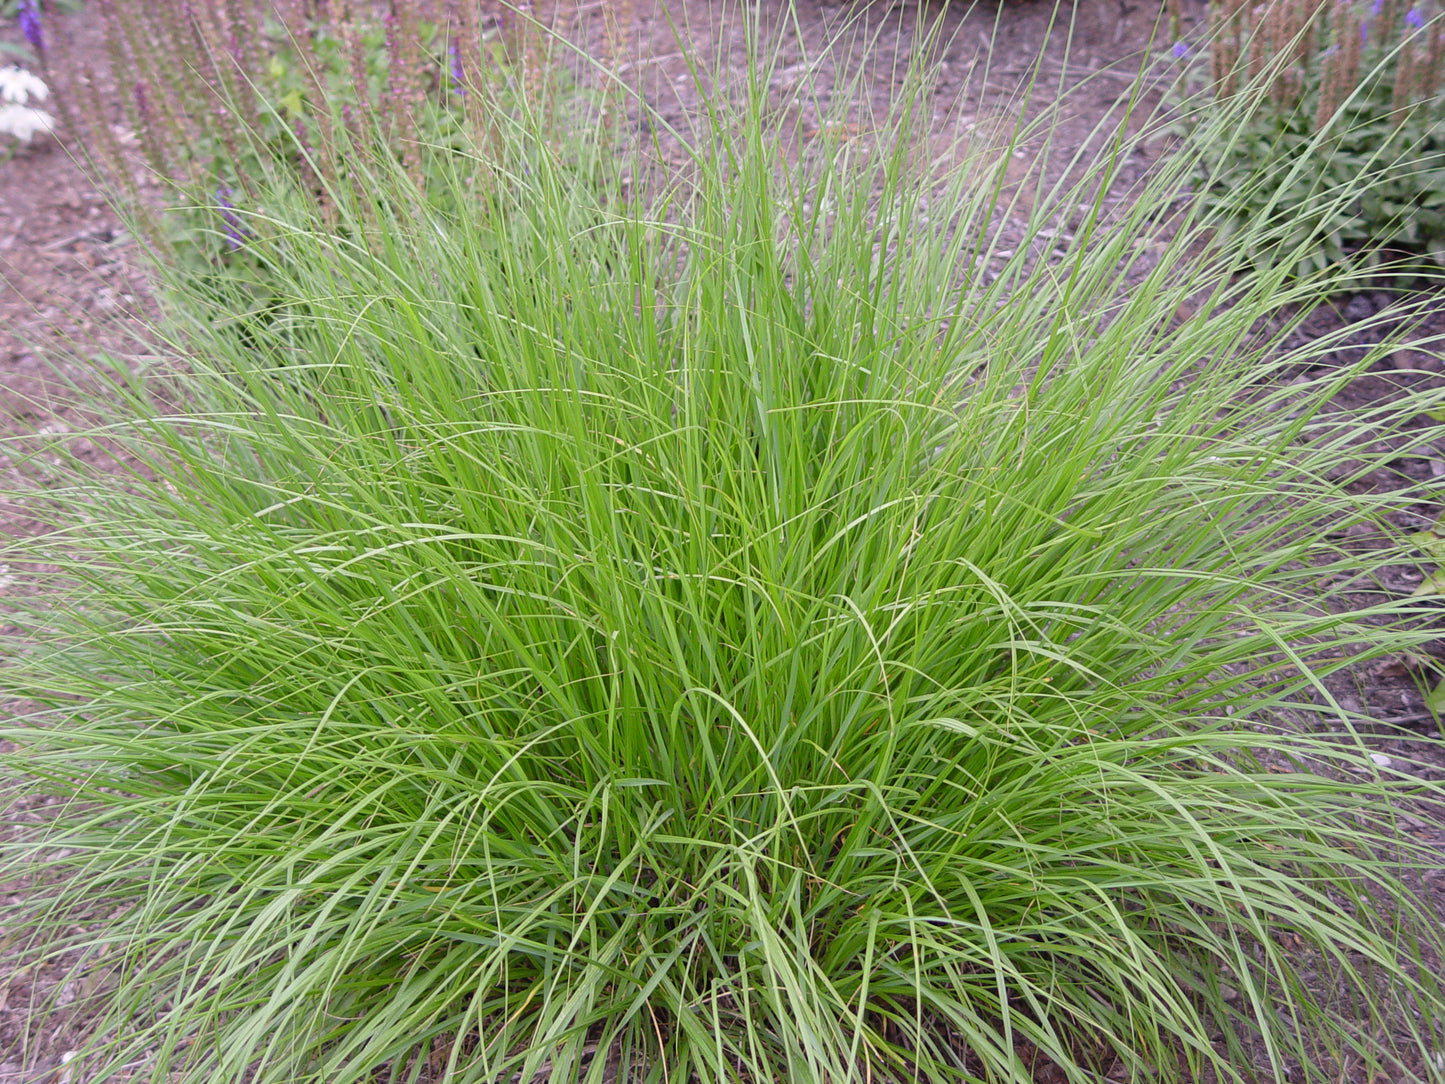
[43,0,635,386]
[1192,0,1445,275]
[76,0,480,218]
[47,0,627,255]
[4,8,1445,1084]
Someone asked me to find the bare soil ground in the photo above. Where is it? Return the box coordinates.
[1,1,1443,1081]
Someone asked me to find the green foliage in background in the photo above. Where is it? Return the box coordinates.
[68,0,546,262]
[168,14,498,248]
[1191,0,1445,276]
[3,10,1445,1084]
[124,4,585,388]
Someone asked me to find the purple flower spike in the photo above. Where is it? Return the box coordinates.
[133,79,152,125]
[16,0,43,54]
[448,42,465,95]
[216,184,247,252]
[1406,7,1425,27]
[1171,40,1189,60]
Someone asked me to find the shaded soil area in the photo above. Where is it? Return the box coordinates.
[1,1,1443,1082]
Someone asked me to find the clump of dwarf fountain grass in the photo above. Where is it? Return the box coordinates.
[3,13,1445,1084]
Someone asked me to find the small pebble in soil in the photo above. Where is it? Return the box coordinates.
[1343,294,1376,322]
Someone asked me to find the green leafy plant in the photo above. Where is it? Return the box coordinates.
[1410,515,1445,596]
[52,0,614,256]
[1191,0,1445,276]
[54,0,626,374]
[3,10,1445,1084]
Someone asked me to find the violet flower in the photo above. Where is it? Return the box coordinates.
[1358,0,1385,43]
[133,79,153,128]
[16,0,43,55]
[1406,8,1424,27]
[448,42,465,95]
[216,184,247,251]
[1171,41,1189,60]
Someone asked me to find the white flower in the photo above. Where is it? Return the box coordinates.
[0,65,49,106]
[0,102,55,142]
[0,66,53,142]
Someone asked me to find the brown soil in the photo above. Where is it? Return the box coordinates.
[1,2,1443,1082]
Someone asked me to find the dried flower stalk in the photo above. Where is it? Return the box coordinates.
[1212,0,1442,138]
[54,0,579,248]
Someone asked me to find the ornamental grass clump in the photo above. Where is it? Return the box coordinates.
[3,12,1445,1084]
[1196,0,1445,273]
